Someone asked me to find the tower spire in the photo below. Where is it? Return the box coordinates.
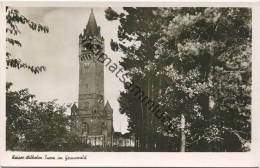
[84,8,99,37]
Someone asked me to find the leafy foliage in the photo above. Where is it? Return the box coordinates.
[107,7,251,151]
[6,7,49,74]
[106,7,180,151]
[156,7,251,152]
[6,83,81,151]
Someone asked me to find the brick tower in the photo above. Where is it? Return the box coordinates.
[71,9,113,147]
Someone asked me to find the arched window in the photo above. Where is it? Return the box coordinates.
[82,122,89,136]
[101,122,106,133]
[84,42,92,50]
[93,107,97,115]
[83,101,89,110]
[102,122,106,128]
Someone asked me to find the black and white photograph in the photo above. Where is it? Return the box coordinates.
[1,1,260,167]
[4,5,253,153]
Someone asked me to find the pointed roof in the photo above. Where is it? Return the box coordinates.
[105,101,113,112]
[71,103,78,115]
[71,103,78,110]
[85,9,99,36]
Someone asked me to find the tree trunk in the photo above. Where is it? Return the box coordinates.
[158,75,162,151]
[180,114,186,152]
[140,88,145,151]
[150,77,154,151]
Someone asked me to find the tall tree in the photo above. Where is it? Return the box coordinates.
[107,7,251,152]
[106,7,172,151]
[155,7,251,151]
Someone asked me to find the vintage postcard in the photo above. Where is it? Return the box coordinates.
[0,0,259,167]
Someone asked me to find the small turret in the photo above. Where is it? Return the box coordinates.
[71,103,78,116]
[104,101,113,118]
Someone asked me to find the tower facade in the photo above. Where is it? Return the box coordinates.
[71,9,113,147]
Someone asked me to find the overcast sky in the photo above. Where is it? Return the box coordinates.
[7,7,128,133]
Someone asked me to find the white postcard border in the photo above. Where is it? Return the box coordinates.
[0,1,259,167]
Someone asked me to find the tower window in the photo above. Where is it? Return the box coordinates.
[101,122,106,133]
[92,108,97,119]
[102,122,106,128]
[84,43,93,50]
[84,101,89,110]
[83,122,87,129]
[82,122,89,135]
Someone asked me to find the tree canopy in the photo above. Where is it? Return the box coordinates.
[5,8,84,151]
[6,7,49,74]
[106,7,251,152]
[6,83,82,151]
